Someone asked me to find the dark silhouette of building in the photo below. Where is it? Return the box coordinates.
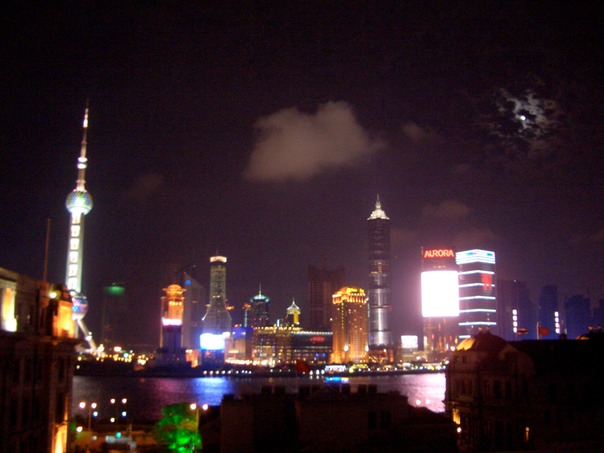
[367,196,394,362]
[182,272,206,350]
[1,267,79,453]
[100,282,128,347]
[497,279,536,340]
[308,264,344,331]
[220,384,457,453]
[538,285,559,338]
[564,294,591,339]
[446,330,604,451]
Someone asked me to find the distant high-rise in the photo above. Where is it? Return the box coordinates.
[286,299,301,327]
[202,256,232,335]
[64,104,95,349]
[456,249,497,339]
[538,285,558,339]
[160,284,186,362]
[100,282,128,346]
[497,279,535,340]
[367,196,393,360]
[331,287,368,364]
[564,294,591,339]
[182,272,206,349]
[308,265,345,331]
[421,248,459,354]
[244,287,270,328]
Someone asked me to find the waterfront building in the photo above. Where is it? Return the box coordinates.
[159,284,186,363]
[456,249,497,338]
[308,264,344,331]
[367,196,394,362]
[100,282,128,347]
[421,247,459,356]
[331,287,368,364]
[243,287,270,329]
[1,267,79,453]
[285,298,301,327]
[64,104,96,349]
[182,272,206,350]
[202,256,232,335]
[446,330,604,451]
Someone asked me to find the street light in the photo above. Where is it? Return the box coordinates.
[79,401,98,431]
[110,397,128,423]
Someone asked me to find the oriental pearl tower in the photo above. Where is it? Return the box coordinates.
[65,103,96,350]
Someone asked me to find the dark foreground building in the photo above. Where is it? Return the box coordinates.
[219,383,457,452]
[446,330,604,452]
[0,267,79,453]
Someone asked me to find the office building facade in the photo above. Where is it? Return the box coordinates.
[456,249,497,338]
[308,265,344,331]
[331,287,368,364]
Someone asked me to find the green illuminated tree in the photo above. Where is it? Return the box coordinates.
[153,402,202,452]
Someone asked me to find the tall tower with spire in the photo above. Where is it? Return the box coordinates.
[367,196,394,362]
[202,256,232,335]
[65,104,95,346]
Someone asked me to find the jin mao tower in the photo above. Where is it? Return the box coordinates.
[367,196,393,362]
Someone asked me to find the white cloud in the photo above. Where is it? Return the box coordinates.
[244,101,384,182]
[422,199,471,220]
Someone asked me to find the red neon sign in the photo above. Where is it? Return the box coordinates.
[423,249,454,259]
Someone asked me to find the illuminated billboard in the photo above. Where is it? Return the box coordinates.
[421,270,459,317]
[401,335,419,350]
[200,333,226,350]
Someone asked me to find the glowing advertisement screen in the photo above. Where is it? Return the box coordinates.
[199,333,226,351]
[421,270,459,317]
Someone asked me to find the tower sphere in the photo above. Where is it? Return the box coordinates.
[65,190,93,215]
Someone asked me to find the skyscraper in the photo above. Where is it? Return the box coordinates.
[202,256,232,335]
[308,265,345,331]
[421,248,459,355]
[160,284,186,362]
[497,279,535,340]
[100,282,128,346]
[456,249,497,339]
[331,287,368,364]
[182,272,206,349]
[367,196,393,361]
[538,285,559,339]
[64,104,95,348]
[244,287,270,328]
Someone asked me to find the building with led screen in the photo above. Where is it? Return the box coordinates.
[421,248,459,355]
[331,287,368,364]
[367,196,393,362]
[456,249,497,339]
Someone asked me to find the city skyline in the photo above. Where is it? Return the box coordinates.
[1,3,602,346]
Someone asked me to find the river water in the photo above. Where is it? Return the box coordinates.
[72,372,446,423]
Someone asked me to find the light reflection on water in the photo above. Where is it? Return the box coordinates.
[73,373,445,422]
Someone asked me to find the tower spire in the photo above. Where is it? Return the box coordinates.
[76,100,89,191]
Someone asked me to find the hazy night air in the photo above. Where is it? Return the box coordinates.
[1,3,602,346]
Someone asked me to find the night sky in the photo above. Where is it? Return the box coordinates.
[1,2,603,346]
